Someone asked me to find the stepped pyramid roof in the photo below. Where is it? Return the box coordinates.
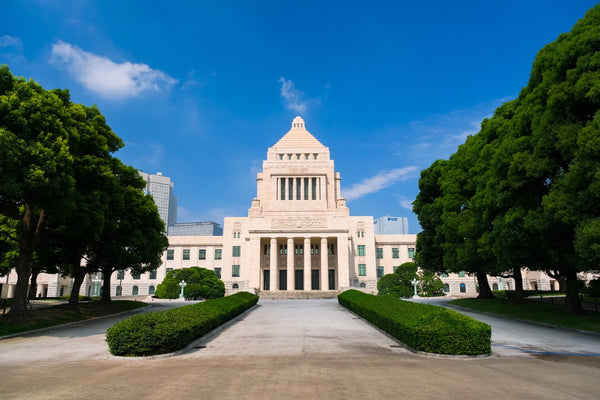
[273,116,325,148]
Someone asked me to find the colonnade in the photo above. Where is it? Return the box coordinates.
[262,236,344,291]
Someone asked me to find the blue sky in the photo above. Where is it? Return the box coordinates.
[2,1,597,233]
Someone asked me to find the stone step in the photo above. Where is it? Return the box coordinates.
[258,290,339,300]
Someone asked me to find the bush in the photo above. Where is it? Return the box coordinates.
[377,262,417,298]
[338,290,490,355]
[155,267,225,300]
[106,292,258,356]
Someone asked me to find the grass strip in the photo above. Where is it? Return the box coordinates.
[449,298,600,333]
[0,300,146,337]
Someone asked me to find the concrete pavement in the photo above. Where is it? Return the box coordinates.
[1,298,600,399]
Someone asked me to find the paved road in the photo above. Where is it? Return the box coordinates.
[1,298,600,399]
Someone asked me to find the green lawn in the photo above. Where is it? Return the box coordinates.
[0,300,146,337]
[449,298,600,334]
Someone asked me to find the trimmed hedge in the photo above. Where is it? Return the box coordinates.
[338,290,491,355]
[106,292,258,356]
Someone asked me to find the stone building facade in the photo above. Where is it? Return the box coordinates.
[0,117,571,299]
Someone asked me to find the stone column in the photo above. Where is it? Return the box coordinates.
[270,238,277,291]
[321,237,328,291]
[287,237,294,290]
[337,235,350,291]
[304,237,311,290]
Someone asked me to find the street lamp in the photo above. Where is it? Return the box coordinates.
[179,280,187,299]
[411,278,419,298]
[92,276,102,297]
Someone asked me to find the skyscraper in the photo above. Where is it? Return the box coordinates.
[139,171,178,227]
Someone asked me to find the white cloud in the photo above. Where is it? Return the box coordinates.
[0,35,22,50]
[343,166,419,201]
[279,77,309,114]
[49,40,177,99]
[394,194,414,211]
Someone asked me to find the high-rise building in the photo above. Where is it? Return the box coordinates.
[373,216,409,235]
[139,171,178,227]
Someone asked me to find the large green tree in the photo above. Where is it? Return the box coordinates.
[156,267,225,300]
[86,160,168,303]
[0,66,75,318]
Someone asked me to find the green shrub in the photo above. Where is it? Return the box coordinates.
[338,289,490,355]
[155,267,225,300]
[106,292,258,356]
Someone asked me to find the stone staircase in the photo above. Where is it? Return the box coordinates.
[258,290,339,300]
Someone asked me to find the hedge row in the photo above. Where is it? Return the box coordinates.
[106,292,258,356]
[338,290,491,355]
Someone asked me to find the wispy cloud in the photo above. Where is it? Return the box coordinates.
[343,166,419,201]
[49,40,177,99]
[394,194,414,211]
[0,35,23,50]
[279,77,308,114]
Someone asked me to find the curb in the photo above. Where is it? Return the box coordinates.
[108,303,260,360]
[338,303,492,359]
[446,303,600,338]
[0,304,152,341]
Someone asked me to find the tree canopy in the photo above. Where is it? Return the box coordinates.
[156,267,225,300]
[413,5,600,313]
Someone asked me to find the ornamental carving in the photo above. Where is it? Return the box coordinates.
[272,217,327,229]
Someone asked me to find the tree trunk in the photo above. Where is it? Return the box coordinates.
[69,267,86,308]
[512,268,525,303]
[28,269,40,300]
[100,266,113,303]
[476,270,494,298]
[565,269,584,314]
[6,205,47,319]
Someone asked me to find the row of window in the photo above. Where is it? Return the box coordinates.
[278,177,320,201]
[262,243,335,256]
[358,265,385,278]
[115,285,156,296]
[116,269,157,280]
[167,248,223,261]
[357,245,415,259]
[278,153,319,161]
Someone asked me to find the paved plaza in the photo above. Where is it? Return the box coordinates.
[1,298,600,399]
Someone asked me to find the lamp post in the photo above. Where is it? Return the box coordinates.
[92,276,102,297]
[179,280,187,299]
[411,278,419,298]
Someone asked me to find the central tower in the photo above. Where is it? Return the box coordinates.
[249,116,348,218]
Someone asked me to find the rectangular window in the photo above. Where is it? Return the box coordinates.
[215,249,222,260]
[183,249,190,260]
[288,177,293,200]
[377,266,384,278]
[442,272,449,277]
[304,177,309,200]
[117,270,124,280]
[311,177,317,200]
[166,249,174,260]
[132,272,141,280]
[296,177,301,200]
[263,244,269,255]
[357,245,365,256]
[232,265,240,277]
[376,248,383,259]
[214,267,221,279]
[232,246,241,257]
[392,248,399,259]
[198,249,206,260]
[166,268,173,274]
[328,244,335,255]
[311,244,319,255]
[358,264,366,276]
[408,248,415,259]
[281,178,286,200]
[150,269,157,280]
[458,270,466,277]
[295,244,303,255]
